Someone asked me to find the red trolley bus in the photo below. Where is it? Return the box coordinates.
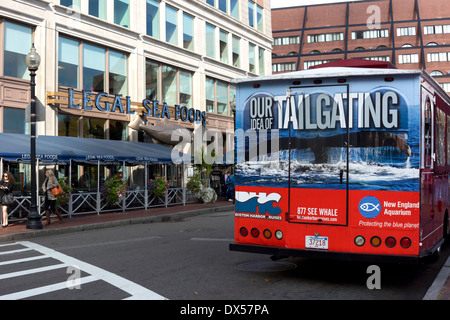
[229,61,450,263]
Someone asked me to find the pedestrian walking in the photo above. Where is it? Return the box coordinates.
[42,169,63,225]
[0,171,15,227]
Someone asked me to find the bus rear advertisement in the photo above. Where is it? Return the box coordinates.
[229,62,450,263]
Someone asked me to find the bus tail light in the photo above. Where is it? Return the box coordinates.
[385,236,396,248]
[275,230,283,240]
[400,237,412,249]
[263,229,272,239]
[370,236,382,247]
[251,228,259,238]
[354,236,365,247]
[240,227,248,237]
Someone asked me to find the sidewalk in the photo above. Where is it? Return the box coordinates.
[0,200,234,243]
[0,200,448,300]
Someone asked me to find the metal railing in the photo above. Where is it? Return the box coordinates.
[7,187,199,222]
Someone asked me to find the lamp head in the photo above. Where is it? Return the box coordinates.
[26,43,41,70]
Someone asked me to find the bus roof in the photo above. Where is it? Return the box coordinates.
[231,67,422,84]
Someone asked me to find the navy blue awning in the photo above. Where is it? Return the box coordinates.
[0,133,183,164]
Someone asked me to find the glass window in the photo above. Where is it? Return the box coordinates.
[109,120,127,141]
[83,43,105,92]
[219,0,227,13]
[206,77,215,113]
[4,22,32,80]
[232,36,240,67]
[109,51,127,95]
[83,118,106,139]
[436,109,446,166]
[258,47,264,75]
[146,61,159,101]
[61,0,81,10]
[3,108,25,134]
[179,71,192,107]
[206,23,215,59]
[249,43,255,73]
[219,29,228,64]
[248,0,254,27]
[206,0,215,6]
[166,5,178,46]
[448,115,450,165]
[58,37,79,88]
[147,0,160,39]
[256,5,263,32]
[229,84,236,113]
[183,13,194,51]
[161,64,177,106]
[217,81,228,115]
[89,0,107,20]
[230,0,239,19]
[58,114,79,137]
[114,0,130,28]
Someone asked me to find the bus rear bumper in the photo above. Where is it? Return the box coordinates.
[229,243,420,264]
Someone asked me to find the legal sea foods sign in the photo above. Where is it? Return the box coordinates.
[67,88,207,126]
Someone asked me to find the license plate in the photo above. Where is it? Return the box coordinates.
[305,236,328,250]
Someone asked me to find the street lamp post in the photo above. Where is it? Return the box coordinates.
[25,43,43,229]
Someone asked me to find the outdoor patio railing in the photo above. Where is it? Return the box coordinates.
[7,187,199,222]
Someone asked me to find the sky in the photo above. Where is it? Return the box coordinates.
[271,0,360,9]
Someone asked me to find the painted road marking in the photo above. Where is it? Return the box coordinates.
[0,241,166,300]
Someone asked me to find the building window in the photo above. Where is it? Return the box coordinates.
[206,23,215,59]
[3,21,32,80]
[258,48,265,76]
[249,43,255,73]
[424,24,450,35]
[162,65,177,106]
[58,37,79,88]
[179,71,192,107]
[183,13,194,51]
[398,53,418,64]
[83,43,106,92]
[205,77,232,115]
[145,60,159,101]
[248,0,254,28]
[146,0,160,39]
[83,118,106,139]
[220,29,229,64]
[256,5,263,32]
[206,0,215,6]
[274,36,300,46]
[89,0,107,20]
[427,52,449,62]
[397,27,415,36]
[230,0,239,19]
[60,0,81,10]
[352,29,389,39]
[58,37,128,95]
[109,120,128,141]
[304,60,337,69]
[166,5,178,46]
[58,114,79,137]
[146,60,194,108]
[114,0,130,28]
[232,36,240,68]
[272,62,296,72]
[219,0,227,13]
[307,32,343,43]
[3,108,25,134]
[109,51,127,96]
[206,77,215,113]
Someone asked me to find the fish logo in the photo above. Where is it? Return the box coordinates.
[358,196,382,219]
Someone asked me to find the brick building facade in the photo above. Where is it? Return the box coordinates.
[272,0,450,93]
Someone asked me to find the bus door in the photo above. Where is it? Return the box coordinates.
[287,85,349,226]
[420,85,435,249]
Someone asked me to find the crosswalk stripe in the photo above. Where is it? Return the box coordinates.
[0,275,100,300]
[0,248,33,256]
[0,263,67,280]
[0,255,48,266]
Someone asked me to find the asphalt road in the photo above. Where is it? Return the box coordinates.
[0,210,448,303]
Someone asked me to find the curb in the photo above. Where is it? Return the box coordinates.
[0,205,234,243]
[423,255,450,300]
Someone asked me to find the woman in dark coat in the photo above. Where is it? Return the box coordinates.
[0,171,15,227]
